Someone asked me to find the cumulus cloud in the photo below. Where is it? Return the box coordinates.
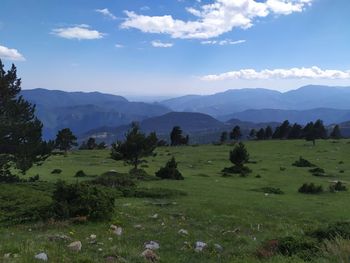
[151,40,173,48]
[115,43,124,48]
[201,67,350,81]
[52,24,105,40]
[0,45,25,61]
[201,39,246,45]
[121,0,312,39]
[96,8,117,20]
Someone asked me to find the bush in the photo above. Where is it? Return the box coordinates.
[309,222,350,240]
[298,183,323,194]
[75,170,87,177]
[309,167,326,177]
[129,168,157,181]
[0,183,53,224]
[131,187,187,198]
[52,181,115,221]
[293,157,316,167]
[28,174,40,182]
[156,157,184,180]
[230,142,249,167]
[329,181,347,192]
[51,169,62,174]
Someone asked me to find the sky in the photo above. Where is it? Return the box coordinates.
[1,0,350,96]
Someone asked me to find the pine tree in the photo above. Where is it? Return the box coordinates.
[230,125,242,141]
[111,123,158,169]
[330,125,342,139]
[220,131,228,143]
[265,126,273,139]
[55,128,78,153]
[0,60,46,181]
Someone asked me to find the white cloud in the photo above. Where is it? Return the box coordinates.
[0,45,25,61]
[121,0,312,39]
[52,25,105,40]
[151,40,174,48]
[115,43,124,48]
[201,39,246,45]
[201,67,350,81]
[95,8,117,20]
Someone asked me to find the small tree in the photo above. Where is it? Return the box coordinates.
[230,142,250,167]
[55,128,78,153]
[220,131,228,144]
[170,126,189,146]
[265,126,273,139]
[256,128,266,140]
[111,123,157,169]
[230,125,242,141]
[155,157,184,180]
[330,125,342,139]
[87,137,97,150]
[249,129,256,140]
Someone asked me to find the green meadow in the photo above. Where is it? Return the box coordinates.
[1,140,350,262]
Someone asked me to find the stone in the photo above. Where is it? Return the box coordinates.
[141,249,159,262]
[214,244,223,251]
[178,229,188,235]
[144,241,160,250]
[195,241,207,252]
[150,213,158,219]
[67,241,82,252]
[90,234,97,239]
[4,253,11,258]
[110,225,123,236]
[34,252,48,261]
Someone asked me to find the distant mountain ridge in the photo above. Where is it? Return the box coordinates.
[161,85,350,116]
[22,88,170,139]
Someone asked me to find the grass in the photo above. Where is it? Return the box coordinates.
[1,139,350,262]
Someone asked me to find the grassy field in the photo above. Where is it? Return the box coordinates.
[1,140,350,262]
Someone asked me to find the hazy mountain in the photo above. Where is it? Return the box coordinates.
[22,89,170,139]
[161,85,350,117]
[223,108,350,125]
[83,112,281,144]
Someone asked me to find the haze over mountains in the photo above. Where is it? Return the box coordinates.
[22,85,350,141]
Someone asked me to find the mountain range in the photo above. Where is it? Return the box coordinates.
[21,85,350,141]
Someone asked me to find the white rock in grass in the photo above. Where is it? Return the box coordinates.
[34,252,48,261]
[150,213,159,219]
[110,225,123,236]
[144,241,160,250]
[141,249,159,262]
[4,253,11,258]
[178,229,188,235]
[90,234,97,239]
[195,241,207,252]
[214,243,223,251]
[67,241,82,252]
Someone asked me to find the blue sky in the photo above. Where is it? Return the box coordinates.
[1,0,350,96]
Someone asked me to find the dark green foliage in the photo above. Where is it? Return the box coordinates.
[132,187,187,198]
[249,129,256,139]
[220,131,228,144]
[92,171,136,190]
[254,187,284,195]
[309,222,350,240]
[292,157,316,167]
[256,128,266,140]
[329,181,347,192]
[156,157,184,180]
[0,183,53,224]
[277,236,319,260]
[309,167,326,177]
[273,120,291,139]
[75,170,87,177]
[52,181,115,220]
[111,123,158,169]
[265,126,273,139]
[0,61,48,181]
[230,125,241,141]
[288,123,303,139]
[298,183,323,194]
[330,125,342,139]
[303,120,327,145]
[229,142,249,167]
[170,126,189,146]
[55,128,77,152]
[28,174,40,182]
[51,168,62,174]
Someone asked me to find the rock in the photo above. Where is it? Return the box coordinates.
[35,252,48,261]
[90,234,97,239]
[150,213,158,219]
[110,225,123,236]
[67,241,82,252]
[4,253,11,258]
[144,241,160,250]
[178,229,188,235]
[214,244,223,251]
[48,234,71,242]
[134,224,143,229]
[141,249,159,262]
[195,241,207,252]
